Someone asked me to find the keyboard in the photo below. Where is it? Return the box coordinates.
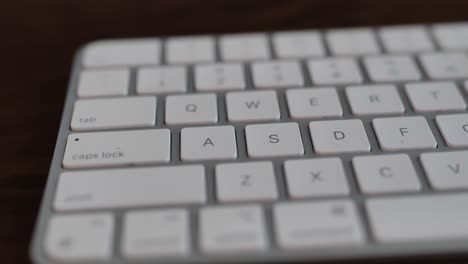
[31,22,468,263]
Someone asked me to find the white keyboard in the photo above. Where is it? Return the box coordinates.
[31,23,468,263]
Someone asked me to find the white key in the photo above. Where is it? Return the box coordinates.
[220,34,270,61]
[165,94,218,125]
[245,122,304,158]
[346,85,405,116]
[379,26,434,53]
[367,194,468,243]
[54,165,206,211]
[274,200,364,249]
[82,39,160,68]
[45,213,113,261]
[420,52,468,79]
[77,69,129,98]
[308,58,362,85]
[273,31,325,58]
[326,29,380,56]
[195,63,245,91]
[373,116,437,151]
[420,151,468,190]
[436,114,468,147]
[252,61,304,89]
[216,161,277,202]
[309,120,370,154]
[180,126,237,161]
[63,129,170,168]
[405,82,466,112]
[433,23,468,50]
[122,209,189,258]
[364,55,421,82]
[166,36,214,64]
[137,66,186,94]
[71,96,156,131]
[200,205,267,253]
[284,158,349,198]
[226,90,280,122]
[286,88,343,119]
[353,154,420,194]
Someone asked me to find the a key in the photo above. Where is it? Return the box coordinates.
[165,94,218,125]
[180,125,237,161]
[136,66,187,94]
[436,114,468,147]
[379,26,434,53]
[166,36,215,64]
[71,96,156,131]
[273,31,325,58]
[433,23,468,50]
[63,129,170,168]
[226,90,280,122]
[405,82,466,112]
[122,209,190,258]
[420,151,468,190]
[77,69,129,98]
[220,34,270,61]
[309,119,370,154]
[363,55,421,82]
[373,116,437,151]
[308,58,363,85]
[284,158,349,198]
[251,61,304,89]
[54,165,206,211]
[326,28,380,56]
[420,52,468,79]
[200,205,267,253]
[353,154,420,194]
[274,200,364,249]
[346,85,405,116]
[245,122,304,158]
[195,63,246,91]
[286,87,343,119]
[216,161,278,202]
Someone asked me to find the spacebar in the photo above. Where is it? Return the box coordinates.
[54,165,206,211]
[367,194,468,243]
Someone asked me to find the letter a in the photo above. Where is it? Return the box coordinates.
[203,138,214,147]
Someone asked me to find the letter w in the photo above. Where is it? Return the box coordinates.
[245,100,260,109]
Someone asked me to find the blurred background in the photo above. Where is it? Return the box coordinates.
[2,0,468,262]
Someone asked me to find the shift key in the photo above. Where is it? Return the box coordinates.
[63,129,171,168]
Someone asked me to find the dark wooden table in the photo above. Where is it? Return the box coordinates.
[2,0,468,263]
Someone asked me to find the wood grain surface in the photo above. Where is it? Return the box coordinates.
[2,0,468,263]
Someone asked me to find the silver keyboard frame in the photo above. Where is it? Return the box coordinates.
[31,25,468,263]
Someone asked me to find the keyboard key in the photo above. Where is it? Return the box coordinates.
[352,154,420,194]
[308,58,362,85]
[220,34,270,61]
[82,39,160,68]
[226,91,280,122]
[286,87,343,119]
[180,126,237,161]
[63,129,170,169]
[363,55,421,82]
[433,23,468,50]
[55,165,206,211]
[252,61,304,89]
[165,94,218,125]
[71,96,156,131]
[245,122,304,158]
[326,28,380,56]
[166,36,215,64]
[309,119,370,154]
[77,69,129,98]
[284,158,349,198]
[346,85,405,116]
[216,161,277,202]
[45,213,113,261]
[379,26,434,53]
[436,114,468,147]
[200,205,267,253]
[367,194,468,243]
[420,52,468,79]
[274,200,364,249]
[420,151,468,190]
[373,116,437,151]
[137,66,187,94]
[195,63,245,91]
[273,31,325,58]
[405,82,466,112]
[122,209,189,258]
